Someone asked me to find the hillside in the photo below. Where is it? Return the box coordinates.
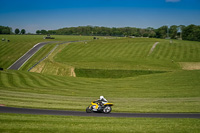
[0,35,200,113]
[0,69,200,112]
[0,35,92,69]
[35,37,200,78]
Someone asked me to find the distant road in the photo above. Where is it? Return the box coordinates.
[8,41,56,70]
[0,106,199,118]
[7,40,86,70]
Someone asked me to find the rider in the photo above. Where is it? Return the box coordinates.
[92,96,108,111]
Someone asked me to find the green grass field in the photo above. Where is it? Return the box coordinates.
[55,38,180,71]
[0,69,200,112]
[0,35,92,69]
[0,113,200,133]
[0,35,200,132]
[0,36,200,112]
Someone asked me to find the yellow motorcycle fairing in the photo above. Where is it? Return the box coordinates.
[90,102,99,109]
[104,103,114,106]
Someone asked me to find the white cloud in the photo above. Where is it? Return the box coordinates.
[166,0,181,2]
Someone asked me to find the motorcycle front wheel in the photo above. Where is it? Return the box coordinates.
[103,106,112,114]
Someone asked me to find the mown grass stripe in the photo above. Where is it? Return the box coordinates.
[62,45,74,60]
[133,43,142,57]
[118,43,130,58]
[0,72,5,87]
[161,42,169,60]
[121,44,133,58]
[0,45,16,67]
[11,71,25,88]
[181,43,187,60]
[138,42,151,57]
[186,42,192,60]
[6,72,16,87]
[169,43,176,60]
[160,42,168,60]
[34,71,71,86]
[117,43,128,58]
[0,72,11,87]
[15,71,36,88]
[103,42,115,58]
[34,74,59,87]
[77,45,91,59]
[178,43,184,60]
[169,42,177,60]
[189,42,195,60]
[189,43,196,61]
[165,43,173,60]
[109,43,121,58]
[0,45,8,55]
[27,74,50,87]
[134,43,144,57]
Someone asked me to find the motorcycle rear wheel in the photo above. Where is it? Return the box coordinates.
[86,107,92,113]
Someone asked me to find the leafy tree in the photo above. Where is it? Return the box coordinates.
[48,30,56,35]
[21,29,26,34]
[139,29,146,37]
[2,29,11,34]
[36,30,41,34]
[15,28,20,34]
[182,24,195,41]
[0,26,12,34]
[169,25,178,39]
[195,26,200,41]
[40,30,47,35]
[146,27,156,38]
[181,24,200,41]
[177,25,185,40]
[156,26,168,39]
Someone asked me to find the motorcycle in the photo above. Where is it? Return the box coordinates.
[86,101,114,114]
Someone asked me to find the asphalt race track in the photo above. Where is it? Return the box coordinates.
[0,106,199,118]
[8,41,56,70]
[7,41,85,70]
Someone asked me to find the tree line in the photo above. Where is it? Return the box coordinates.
[1,24,200,41]
[36,24,200,41]
[0,26,26,35]
[0,26,12,34]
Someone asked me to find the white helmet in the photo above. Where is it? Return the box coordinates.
[100,96,104,100]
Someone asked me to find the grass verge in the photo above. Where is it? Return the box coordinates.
[0,113,199,133]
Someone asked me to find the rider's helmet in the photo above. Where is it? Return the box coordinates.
[100,96,104,100]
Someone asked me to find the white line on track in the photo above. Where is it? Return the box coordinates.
[7,43,41,70]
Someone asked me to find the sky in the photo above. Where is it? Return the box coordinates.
[0,0,200,33]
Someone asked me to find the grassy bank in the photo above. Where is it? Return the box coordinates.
[0,36,200,113]
[54,38,181,71]
[0,70,199,113]
[0,113,199,133]
[0,35,92,69]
